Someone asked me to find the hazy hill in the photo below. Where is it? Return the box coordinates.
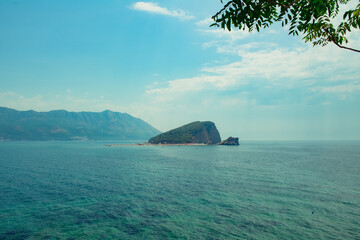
[0,107,160,141]
[148,121,221,144]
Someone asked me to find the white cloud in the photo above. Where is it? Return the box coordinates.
[198,28,251,42]
[219,93,257,107]
[0,91,127,113]
[312,83,360,93]
[0,91,47,110]
[196,18,214,27]
[196,17,280,49]
[145,43,360,103]
[202,48,316,81]
[195,17,253,52]
[147,74,240,102]
[214,41,278,55]
[145,48,302,101]
[132,2,194,20]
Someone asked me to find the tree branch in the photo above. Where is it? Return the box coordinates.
[214,0,302,19]
[284,0,302,8]
[264,0,302,8]
[323,27,360,53]
[213,1,236,18]
[331,41,360,53]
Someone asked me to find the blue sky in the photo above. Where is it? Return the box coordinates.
[1,0,360,140]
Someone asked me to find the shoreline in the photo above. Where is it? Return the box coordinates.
[105,143,208,147]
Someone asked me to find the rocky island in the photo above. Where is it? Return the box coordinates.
[148,121,239,146]
[217,137,239,146]
[149,121,221,145]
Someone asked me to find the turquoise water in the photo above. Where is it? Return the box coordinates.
[0,141,359,239]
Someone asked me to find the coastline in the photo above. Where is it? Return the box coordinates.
[105,143,208,147]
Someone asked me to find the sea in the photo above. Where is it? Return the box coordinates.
[0,141,359,239]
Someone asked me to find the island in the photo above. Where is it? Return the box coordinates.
[217,137,239,146]
[148,121,240,146]
[149,121,221,144]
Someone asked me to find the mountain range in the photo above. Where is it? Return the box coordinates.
[0,107,160,141]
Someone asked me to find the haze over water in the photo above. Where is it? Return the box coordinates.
[1,141,359,239]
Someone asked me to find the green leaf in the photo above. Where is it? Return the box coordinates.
[226,19,232,31]
[211,0,360,52]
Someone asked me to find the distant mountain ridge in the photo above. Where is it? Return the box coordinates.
[0,107,160,141]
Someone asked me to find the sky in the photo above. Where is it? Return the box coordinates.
[1,0,360,140]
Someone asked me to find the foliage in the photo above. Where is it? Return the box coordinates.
[211,0,360,52]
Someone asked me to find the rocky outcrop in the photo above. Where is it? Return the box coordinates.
[217,137,239,146]
[148,121,221,144]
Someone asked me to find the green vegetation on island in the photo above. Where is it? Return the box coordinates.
[148,121,221,144]
[0,107,160,141]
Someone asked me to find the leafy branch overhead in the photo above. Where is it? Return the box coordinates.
[212,0,360,53]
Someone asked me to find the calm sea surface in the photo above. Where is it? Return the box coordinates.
[0,141,359,239]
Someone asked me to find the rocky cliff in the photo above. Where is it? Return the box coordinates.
[148,121,221,144]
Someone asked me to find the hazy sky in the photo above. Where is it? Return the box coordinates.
[1,0,360,140]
